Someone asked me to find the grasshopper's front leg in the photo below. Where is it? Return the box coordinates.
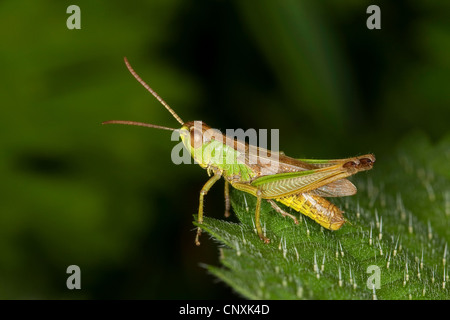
[196,173,222,246]
[224,180,231,218]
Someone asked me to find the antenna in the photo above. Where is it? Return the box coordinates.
[123,57,184,125]
[102,120,177,131]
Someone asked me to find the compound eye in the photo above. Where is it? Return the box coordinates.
[190,128,203,148]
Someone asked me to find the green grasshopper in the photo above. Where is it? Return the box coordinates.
[104,57,375,245]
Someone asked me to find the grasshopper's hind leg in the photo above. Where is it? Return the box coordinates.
[267,200,299,224]
[255,190,270,244]
[196,173,222,246]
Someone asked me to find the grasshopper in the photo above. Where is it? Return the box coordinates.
[104,57,375,245]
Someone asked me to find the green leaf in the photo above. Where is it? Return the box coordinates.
[194,132,450,300]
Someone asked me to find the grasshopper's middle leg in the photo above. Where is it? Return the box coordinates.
[255,190,270,244]
[196,173,222,246]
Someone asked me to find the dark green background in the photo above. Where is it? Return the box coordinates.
[0,0,449,299]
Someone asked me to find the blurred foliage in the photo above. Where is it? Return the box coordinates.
[0,0,449,298]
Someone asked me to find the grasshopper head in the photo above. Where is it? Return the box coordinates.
[180,121,225,168]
